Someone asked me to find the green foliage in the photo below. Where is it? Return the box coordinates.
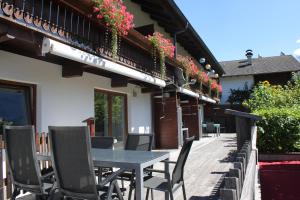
[244,73,300,110]
[254,107,300,153]
[244,73,300,153]
[227,83,252,105]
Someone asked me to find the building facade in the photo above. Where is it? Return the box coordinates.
[0,0,224,149]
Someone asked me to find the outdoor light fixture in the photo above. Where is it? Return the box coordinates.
[215,74,219,78]
[199,58,206,64]
[205,64,211,70]
[42,38,166,88]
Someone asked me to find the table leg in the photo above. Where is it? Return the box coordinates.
[135,166,144,200]
[164,158,170,200]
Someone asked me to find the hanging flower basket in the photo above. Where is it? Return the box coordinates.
[195,71,208,91]
[147,32,175,79]
[93,0,134,59]
[216,84,223,98]
[177,55,199,82]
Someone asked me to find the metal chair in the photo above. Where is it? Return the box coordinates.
[91,136,114,182]
[91,136,114,149]
[3,125,54,200]
[206,122,216,136]
[120,134,153,199]
[48,126,124,200]
[143,137,195,200]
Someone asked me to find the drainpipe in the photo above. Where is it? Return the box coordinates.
[173,22,189,59]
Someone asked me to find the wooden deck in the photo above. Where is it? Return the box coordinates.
[18,134,237,200]
[146,133,237,200]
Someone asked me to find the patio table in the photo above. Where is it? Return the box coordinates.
[37,149,170,200]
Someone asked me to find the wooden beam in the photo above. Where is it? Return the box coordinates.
[111,75,128,88]
[62,62,84,78]
[141,87,162,93]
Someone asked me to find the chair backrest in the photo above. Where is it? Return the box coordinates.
[91,136,114,149]
[206,122,215,133]
[3,126,42,193]
[172,136,194,185]
[48,126,98,199]
[125,134,153,151]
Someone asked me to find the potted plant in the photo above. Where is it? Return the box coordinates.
[147,32,175,79]
[197,71,209,91]
[177,55,199,84]
[93,0,134,59]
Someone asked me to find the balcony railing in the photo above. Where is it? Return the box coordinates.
[0,0,179,80]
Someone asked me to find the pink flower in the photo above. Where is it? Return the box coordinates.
[147,32,175,58]
[93,0,134,36]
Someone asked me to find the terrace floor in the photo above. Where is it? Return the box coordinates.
[146,133,237,200]
[18,133,237,200]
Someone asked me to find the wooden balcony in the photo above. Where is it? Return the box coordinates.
[0,0,183,82]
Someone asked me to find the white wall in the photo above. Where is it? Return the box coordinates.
[0,50,152,133]
[220,75,254,104]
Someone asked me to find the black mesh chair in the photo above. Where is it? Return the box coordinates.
[48,126,124,200]
[121,134,153,199]
[143,137,195,200]
[125,134,153,151]
[3,126,54,200]
[91,136,114,149]
[91,136,114,182]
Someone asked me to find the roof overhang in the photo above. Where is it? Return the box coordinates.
[41,38,166,88]
[131,0,225,75]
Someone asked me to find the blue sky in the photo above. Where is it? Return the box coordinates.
[174,0,300,61]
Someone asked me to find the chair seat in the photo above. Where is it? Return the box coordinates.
[143,176,170,192]
[43,183,54,193]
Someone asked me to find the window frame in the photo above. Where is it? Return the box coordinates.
[0,79,36,127]
[94,88,128,139]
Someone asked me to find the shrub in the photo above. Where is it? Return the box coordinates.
[244,73,300,153]
[254,107,300,153]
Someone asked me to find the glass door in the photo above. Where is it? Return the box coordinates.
[94,89,127,145]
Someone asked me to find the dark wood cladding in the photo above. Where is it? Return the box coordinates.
[153,95,178,149]
[0,0,177,80]
[254,72,292,86]
[181,98,200,140]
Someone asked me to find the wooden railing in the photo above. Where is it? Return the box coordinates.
[0,0,180,80]
[220,110,261,200]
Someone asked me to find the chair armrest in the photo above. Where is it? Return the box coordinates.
[98,168,125,187]
[160,160,177,165]
[41,171,54,181]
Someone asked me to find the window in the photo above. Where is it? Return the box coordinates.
[94,89,127,145]
[0,80,36,127]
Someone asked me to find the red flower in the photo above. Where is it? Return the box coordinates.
[93,0,134,36]
[147,32,175,58]
[210,80,218,91]
[218,84,223,93]
[177,55,200,77]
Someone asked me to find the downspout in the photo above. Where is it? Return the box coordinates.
[173,22,189,59]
